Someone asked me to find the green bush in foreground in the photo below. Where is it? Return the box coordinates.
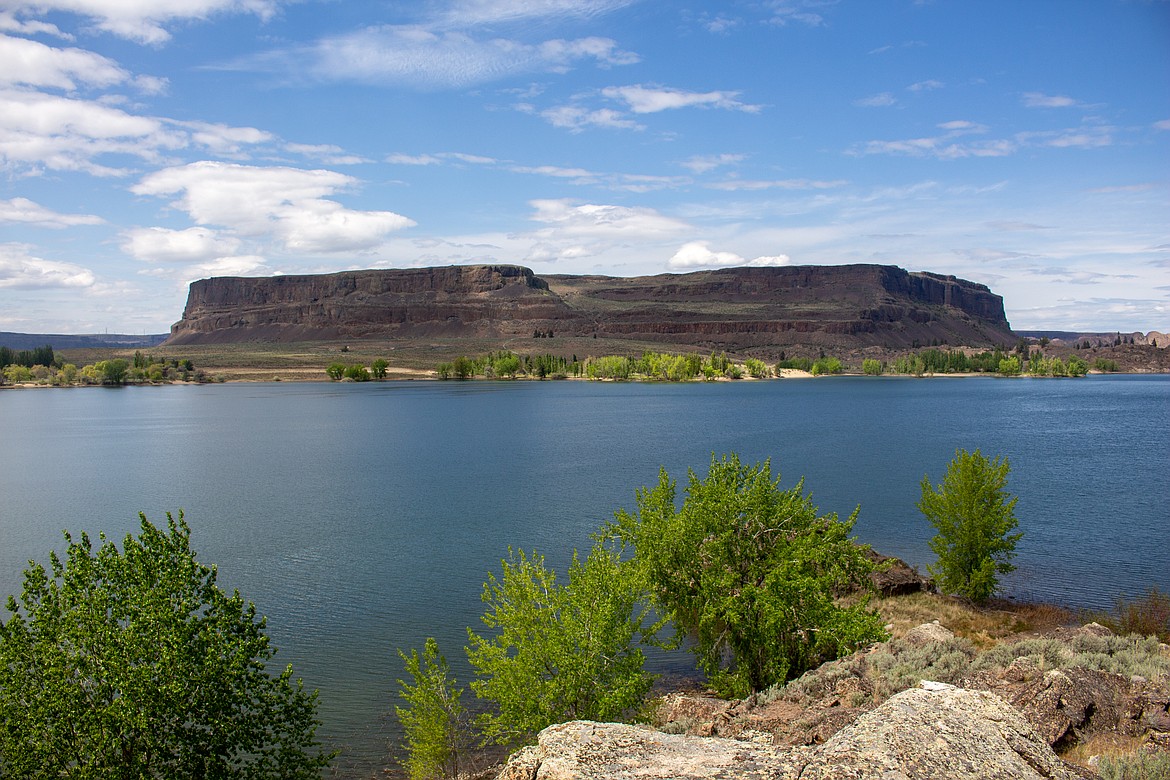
[396,638,469,780]
[0,513,331,779]
[608,454,886,697]
[466,544,657,748]
[1098,753,1170,780]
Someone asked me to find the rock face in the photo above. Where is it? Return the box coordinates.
[497,684,1091,780]
[165,263,1014,351]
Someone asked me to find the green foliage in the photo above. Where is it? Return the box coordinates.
[372,358,390,379]
[744,358,770,378]
[607,454,886,697]
[810,357,842,376]
[919,449,1022,603]
[1094,358,1120,372]
[0,512,331,779]
[396,638,469,780]
[466,544,656,747]
[861,358,884,376]
[452,356,475,380]
[776,357,814,372]
[343,364,371,381]
[96,358,129,384]
[997,355,1022,376]
[326,362,345,380]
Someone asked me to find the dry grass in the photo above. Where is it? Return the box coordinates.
[869,591,1073,649]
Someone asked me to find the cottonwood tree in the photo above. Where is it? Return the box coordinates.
[0,512,332,779]
[466,544,657,748]
[919,448,1022,604]
[607,454,886,697]
[396,638,470,780]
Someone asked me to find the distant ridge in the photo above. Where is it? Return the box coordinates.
[0,332,168,350]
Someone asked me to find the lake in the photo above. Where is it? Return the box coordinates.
[1,375,1167,776]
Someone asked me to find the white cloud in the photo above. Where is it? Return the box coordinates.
[667,240,790,270]
[132,161,416,254]
[0,242,95,288]
[602,84,761,114]
[908,79,944,92]
[0,34,127,89]
[0,11,71,38]
[1,0,280,45]
[0,197,103,227]
[440,0,635,26]
[1022,92,1078,108]
[853,121,1017,160]
[528,199,690,240]
[0,88,184,175]
[285,143,368,165]
[854,92,896,108]
[680,154,745,174]
[707,178,847,191]
[175,121,273,155]
[281,26,636,89]
[121,226,241,263]
[539,104,641,132]
[1155,119,1170,131]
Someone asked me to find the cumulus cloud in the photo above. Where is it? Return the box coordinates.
[1,0,280,45]
[132,161,416,254]
[667,240,790,270]
[0,34,127,89]
[121,226,241,264]
[708,178,847,191]
[0,197,103,227]
[602,84,761,114]
[0,88,184,175]
[0,242,95,288]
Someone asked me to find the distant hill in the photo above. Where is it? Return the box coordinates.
[0,332,168,350]
[1017,330,1168,348]
[165,263,1016,356]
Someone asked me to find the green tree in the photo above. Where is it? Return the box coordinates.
[396,638,469,780]
[326,362,345,380]
[0,512,331,779]
[466,543,656,748]
[97,358,129,384]
[862,358,883,376]
[607,454,886,697]
[372,358,390,379]
[452,356,475,380]
[344,363,371,381]
[919,449,1022,604]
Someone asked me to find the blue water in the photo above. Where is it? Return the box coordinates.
[1,375,1167,775]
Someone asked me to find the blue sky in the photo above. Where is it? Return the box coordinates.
[1,0,1167,335]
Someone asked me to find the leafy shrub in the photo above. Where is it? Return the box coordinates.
[1097,753,1170,780]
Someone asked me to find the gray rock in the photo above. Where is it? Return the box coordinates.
[497,684,1094,780]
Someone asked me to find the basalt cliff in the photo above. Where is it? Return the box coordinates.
[165,264,1014,352]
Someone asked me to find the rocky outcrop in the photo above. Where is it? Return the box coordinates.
[165,263,1015,351]
[866,552,933,597]
[497,684,1092,780]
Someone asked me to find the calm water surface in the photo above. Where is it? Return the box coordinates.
[2,376,1167,775]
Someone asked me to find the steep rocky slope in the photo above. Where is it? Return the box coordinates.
[165,263,1014,352]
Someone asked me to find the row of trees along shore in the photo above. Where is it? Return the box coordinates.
[415,346,1112,383]
[0,345,214,386]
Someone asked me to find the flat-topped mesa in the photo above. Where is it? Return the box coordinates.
[167,265,575,344]
[165,263,1014,350]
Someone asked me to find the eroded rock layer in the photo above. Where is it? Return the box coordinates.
[165,263,1014,350]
